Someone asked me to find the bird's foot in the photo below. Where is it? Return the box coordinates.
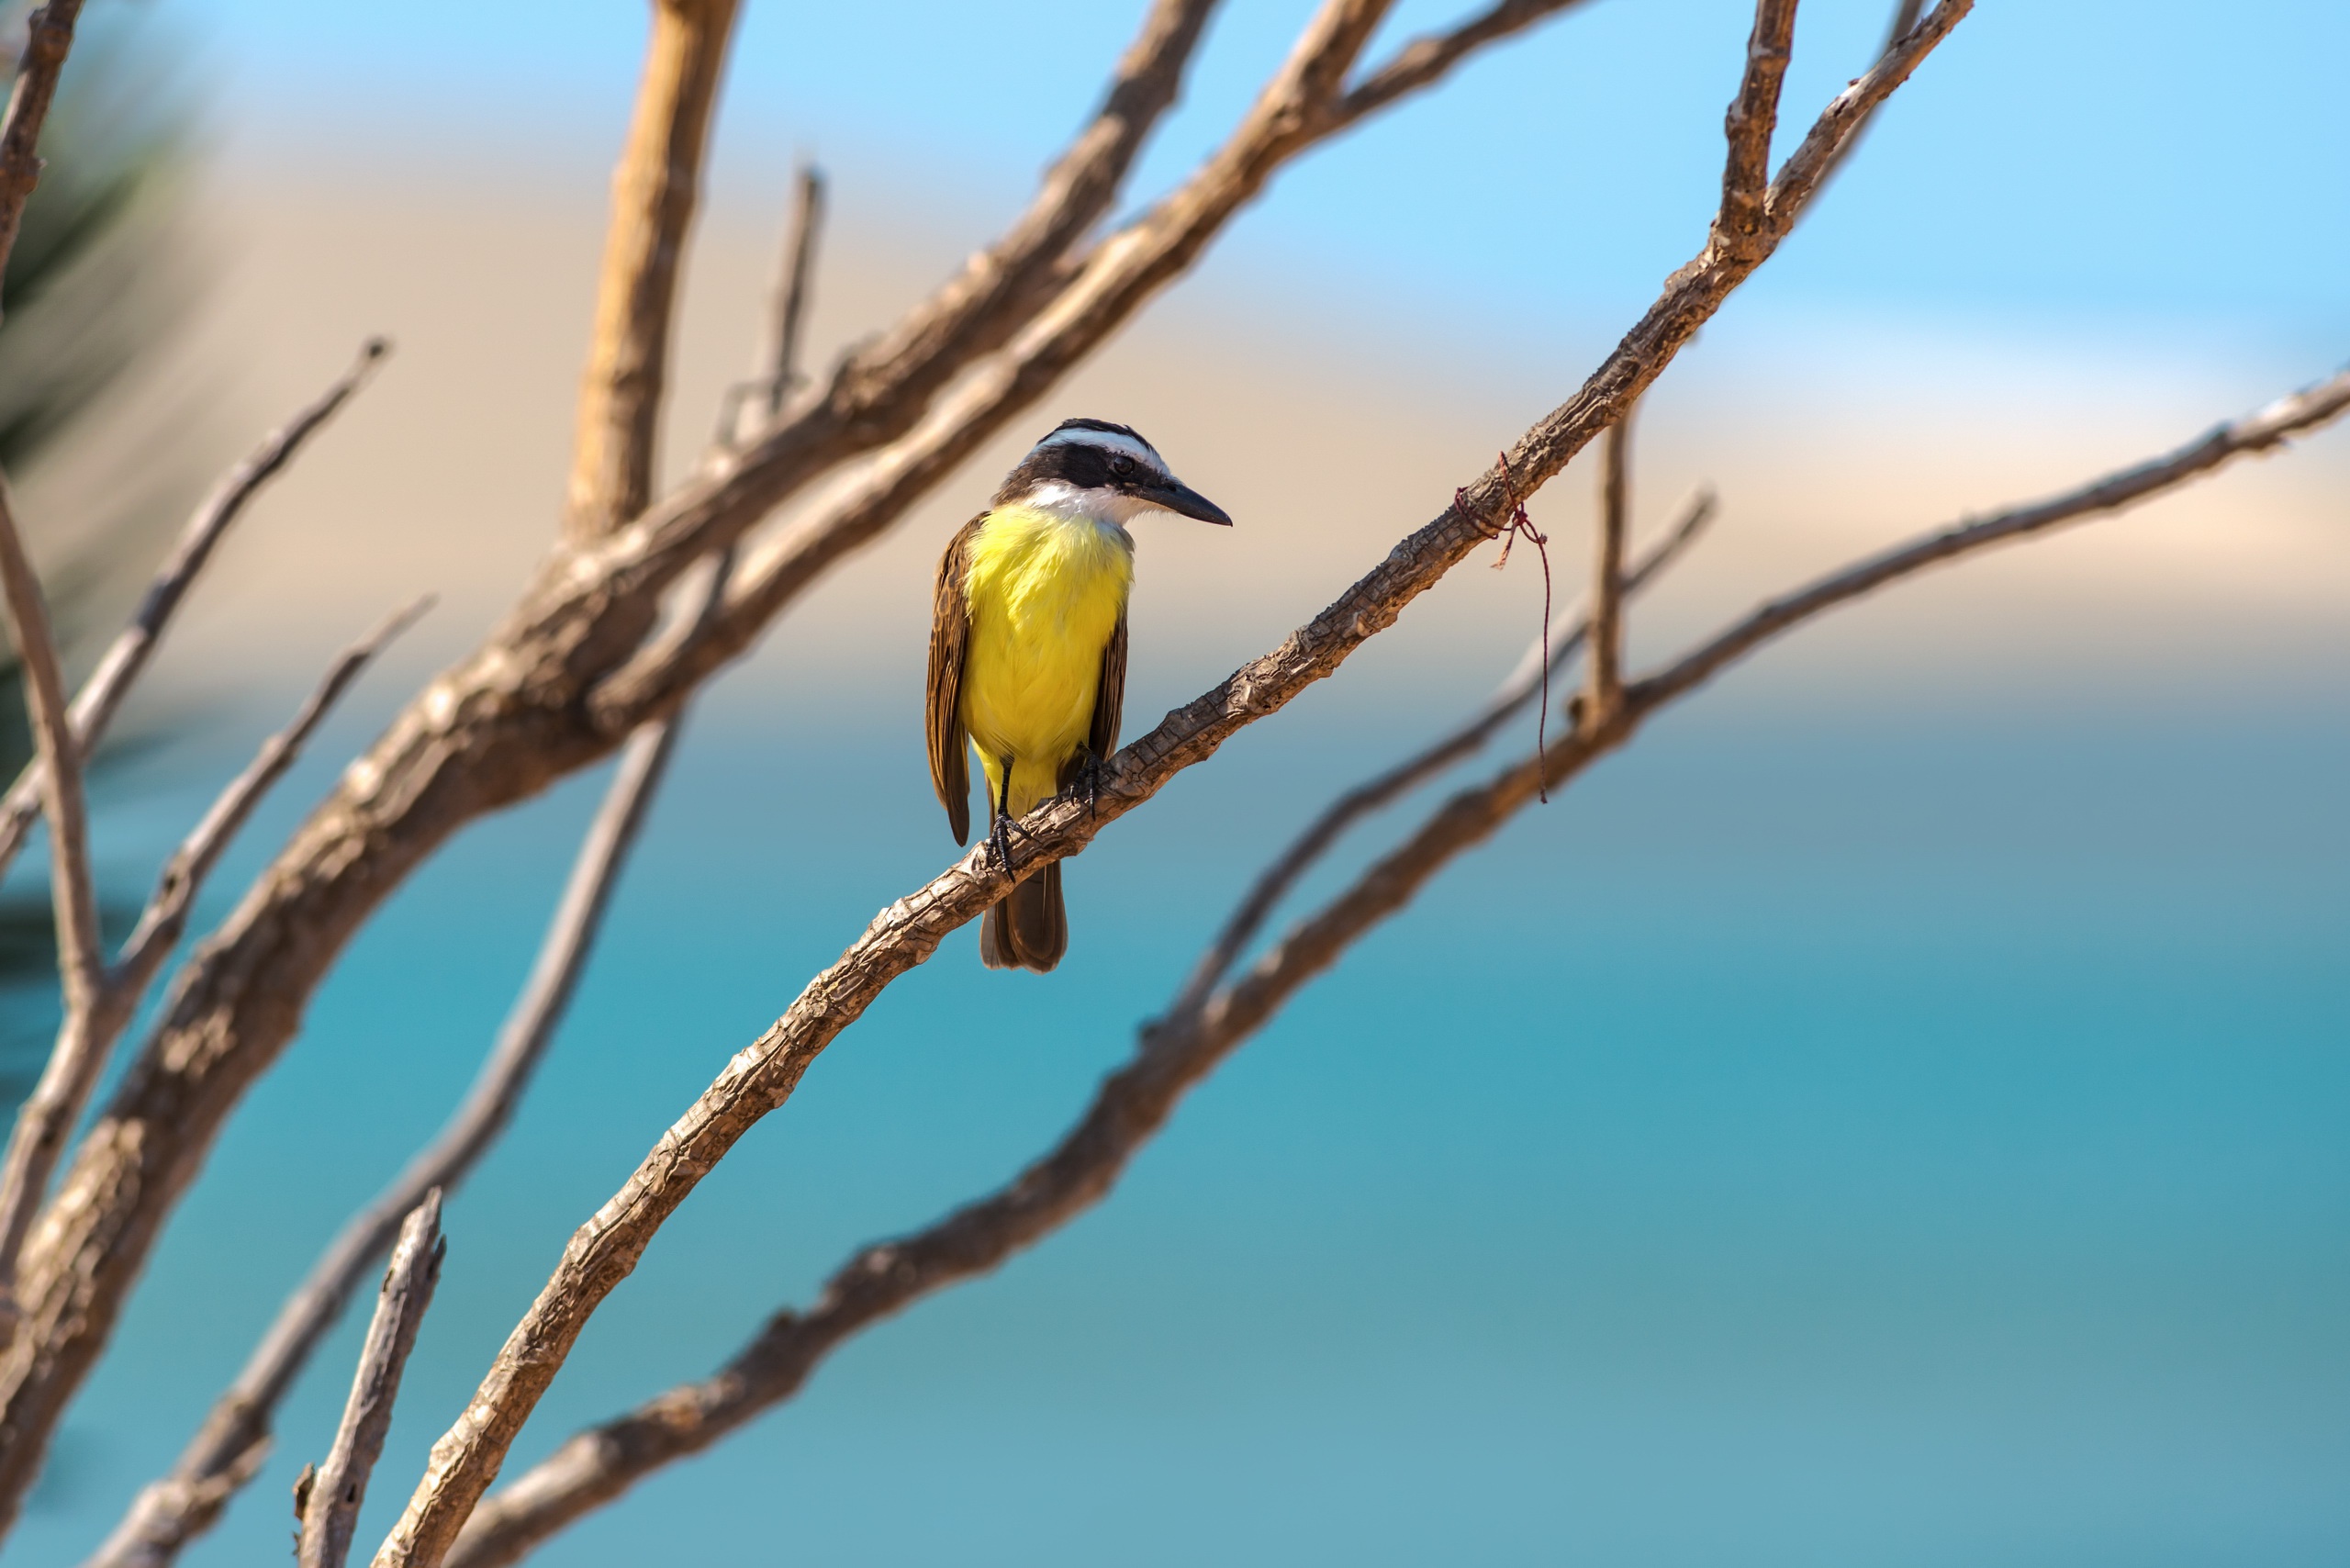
[1069,752,1111,819]
[988,811,1037,873]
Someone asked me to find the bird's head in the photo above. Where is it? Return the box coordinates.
[993,418,1233,528]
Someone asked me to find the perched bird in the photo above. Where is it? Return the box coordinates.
[927,419,1232,971]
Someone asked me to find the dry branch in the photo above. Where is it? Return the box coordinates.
[0,0,1590,1521]
[564,0,741,543]
[0,0,1852,1529]
[591,0,1596,724]
[0,0,85,313]
[113,598,431,991]
[80,155,837,1568]
[1584,403,1634,725]
[296,1193,445,1568]
[1716,0,1798,259]
[0,593,420,1339]
[1167,485,1712,1025]
[371,17,1971,1560]
[0,470,104,1307]
[0,339,392,882]
[443,358,2350,1568]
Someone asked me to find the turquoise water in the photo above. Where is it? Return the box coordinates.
[3,675,2344,1566]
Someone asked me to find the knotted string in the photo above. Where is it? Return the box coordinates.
[1459,448,1554,801]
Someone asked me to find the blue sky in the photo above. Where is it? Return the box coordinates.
[186,0,2348,350]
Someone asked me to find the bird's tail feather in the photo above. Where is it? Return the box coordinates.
[979,860,1067,972]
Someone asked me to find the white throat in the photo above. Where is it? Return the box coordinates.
[1017,479,1148,530]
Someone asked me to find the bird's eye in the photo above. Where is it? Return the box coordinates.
[1109,454,1136,479]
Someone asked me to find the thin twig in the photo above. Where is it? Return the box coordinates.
[0,469,106,1310]
[1584,403,1633,726]
[1329,0,1595,128]
[0,339,393,884]
[375,18,1975,1560]
[725,162,824,446]
[79,150,834,1568]
[2,0,1584,1507]
[593,0,1602,725]
[295,1193,444,1568]
[1166,486,1712,1025]
[444,359,2350,1568]
[564,0,742,543]
[112,598,433,991]
[0,0,87,319]
[1811,0,1930,193]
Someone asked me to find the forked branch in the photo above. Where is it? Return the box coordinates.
[0,472,107,1308]
[0,595,422,1326]
[295,1193,445,1568]
[445,358,2350,1568]
[375,16,1970,1561]
[0,339,393,881]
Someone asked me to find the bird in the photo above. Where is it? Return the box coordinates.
[926,418,1232,972]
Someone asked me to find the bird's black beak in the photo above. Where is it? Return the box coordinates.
[1138,478,1233,526]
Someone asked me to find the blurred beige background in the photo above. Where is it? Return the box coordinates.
[33,143,2348,737]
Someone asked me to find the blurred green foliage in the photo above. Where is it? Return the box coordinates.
[0,1,196,1092]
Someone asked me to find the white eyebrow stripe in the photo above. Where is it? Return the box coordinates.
[1032,427,1167,474]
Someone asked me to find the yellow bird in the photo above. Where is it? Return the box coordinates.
[927,419,1232,971]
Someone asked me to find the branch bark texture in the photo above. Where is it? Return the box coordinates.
[296,1193,444,1568]
[0,0,1595,1523]
[444,355,2350,1568]
[374,16,1972,1559]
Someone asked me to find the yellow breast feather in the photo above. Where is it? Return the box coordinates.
[959,504,1134,816]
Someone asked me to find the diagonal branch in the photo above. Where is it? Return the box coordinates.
[563,0,742,543]
[590,0,1595,724]
[0,0,1903,1538]
[111,598,432,996]
[0,593,421,1336]
[1329,0,1598,129]
[295,1193,444,1568]
[1167,482,1712,1025]
[0,470,106,1309]
[445,357,2350,1568]
[374,17,1970,1561]
[0,1,1582,1463]
[79,151,838,1568]
[0,0,86,318]
[0,339,392,883]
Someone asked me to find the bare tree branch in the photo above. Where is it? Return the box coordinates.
[564,0,741,543]
[0,0,1918,1528]
[79,158,837,1568]
[0,591,421,1342]
[1715,0,1799,260]
[0,339,393,883]
[591,0,1592,723]
[1329,0,1596,129]
[719,162,825,449]
[111,597,432,997]
[0,470,106,1310]
[1583,402,1633,725]
[295,1193,444,1568]
[370,18,1971,1559]
[1811,0,1929,192]
[1166,483,1712,1025]
[0,0,86,319]
[443,358,2350,1568]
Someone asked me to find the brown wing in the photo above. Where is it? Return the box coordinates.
[1088,610,1127,771]
[926,514,986,846]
